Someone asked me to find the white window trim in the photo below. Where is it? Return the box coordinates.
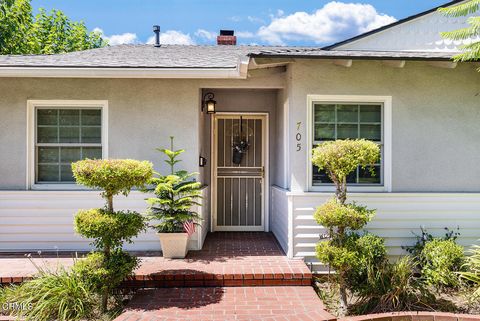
[26,100,109,190]
[306,95,392,192]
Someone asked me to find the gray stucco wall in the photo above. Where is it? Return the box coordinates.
[287,60,480,192]
[0,72,285,190]
[1,61,479,193]
[0,78,200,189]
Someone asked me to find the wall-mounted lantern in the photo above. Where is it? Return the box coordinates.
[202,92,216,114]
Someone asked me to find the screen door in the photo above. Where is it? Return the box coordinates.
[212,114,266,231]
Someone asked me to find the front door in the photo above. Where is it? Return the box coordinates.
[212,114,267,231]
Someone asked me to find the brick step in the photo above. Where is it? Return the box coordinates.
[113,286,336,321]
[122,272,312,288]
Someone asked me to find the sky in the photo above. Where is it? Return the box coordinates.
[31,0,453,46]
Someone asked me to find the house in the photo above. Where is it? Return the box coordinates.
[0,1,478,272]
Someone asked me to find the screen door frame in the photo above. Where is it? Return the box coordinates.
[211,112,269,232]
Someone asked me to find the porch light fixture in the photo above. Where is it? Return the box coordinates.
[203,92,216,114]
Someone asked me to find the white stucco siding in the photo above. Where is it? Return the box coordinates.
[336,6,479,52]
[287,60,480,193]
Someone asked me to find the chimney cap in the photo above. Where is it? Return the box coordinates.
[153,25,160,47]
[220,30,234,36]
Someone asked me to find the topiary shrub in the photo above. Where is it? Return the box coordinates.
[312,139,380,310]
[315,199,375,234]
[71,158,153,312]
[312,139,379,203]
[74,209,146,252]
[73,251,138,294]
[420,238,464,288]
[72,159,153,211]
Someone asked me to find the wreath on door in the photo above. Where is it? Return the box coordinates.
[232,116,249,164]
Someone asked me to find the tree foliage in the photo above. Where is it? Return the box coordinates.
[72,159,153,211]
[313,139,380,310]
[0,0,106,55]
[74,209,146,251]
[147,137,202,233]
[439,0,480,64]
[72,158,152,312]
[312,139,379,204]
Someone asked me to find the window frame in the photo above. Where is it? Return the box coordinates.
[306,95,392,192]
[27,100,109,190]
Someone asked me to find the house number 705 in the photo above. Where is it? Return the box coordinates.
[296,122,302,151]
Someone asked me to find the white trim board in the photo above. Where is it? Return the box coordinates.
[306,95,392,193]
[26,100,109,190]
[0,67,247,79]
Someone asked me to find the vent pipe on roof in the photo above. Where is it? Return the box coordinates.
[217,30,236,45]
[153,25,160,47]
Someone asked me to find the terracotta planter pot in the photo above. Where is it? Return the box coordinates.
[157,233,189,259]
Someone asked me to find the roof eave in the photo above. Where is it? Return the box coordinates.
[248,54,456,61]
[0,66,247,79]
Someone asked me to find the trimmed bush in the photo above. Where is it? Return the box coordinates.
[73,251,138,293]
[312,139,381,310]
[420,238,464,288]
[74,209,146,251]
[346,233,388,295]
[72,158,153,312]
[315,199,375,233]
[72,159,153,199]
[312,139,379,203]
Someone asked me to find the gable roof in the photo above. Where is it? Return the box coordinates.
[323,0,465,50]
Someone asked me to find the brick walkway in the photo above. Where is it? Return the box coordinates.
[0,233,311,287]
[1,233,333,320]
[113,287,336,321]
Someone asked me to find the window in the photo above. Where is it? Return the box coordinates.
[28,101,108,187]
[307,95,392,192]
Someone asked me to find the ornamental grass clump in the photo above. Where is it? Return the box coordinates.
[312,139,380,310]
[1,267,95,321]
[460,244,480,300]
[72,158,153,312]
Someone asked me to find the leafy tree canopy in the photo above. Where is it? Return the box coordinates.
[439,0,480,63]
[0,0,107,55]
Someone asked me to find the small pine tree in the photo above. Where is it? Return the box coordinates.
[147,137,202,233]
[439,0,480,66]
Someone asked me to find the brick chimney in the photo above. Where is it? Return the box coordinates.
[217,30,236,45]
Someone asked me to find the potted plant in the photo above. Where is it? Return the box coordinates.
[147,137,202,258]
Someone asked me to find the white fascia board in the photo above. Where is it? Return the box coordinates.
[0,67,245,79]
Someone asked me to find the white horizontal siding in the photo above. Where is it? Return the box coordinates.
[273,189,480,273]
[270,186,289,254]
[0,189,209,252]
